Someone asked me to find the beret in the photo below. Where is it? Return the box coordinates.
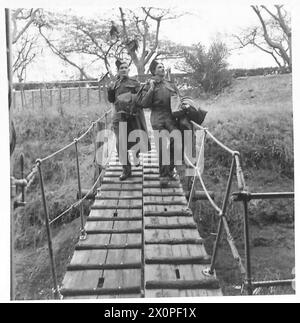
[149,60,159,75]
[115,59,128,70]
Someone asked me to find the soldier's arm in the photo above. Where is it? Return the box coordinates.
[133,80,141,94]
[139,82,155,108]
[107,83,116,103]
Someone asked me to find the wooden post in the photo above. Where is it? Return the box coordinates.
[87,87,90,106]
[104,84,108,104]
[78,85,81,107]
[98,83,101,103]
[31,90,34,109]
[40,88,44,109]
[59,86,62,106]
[23,89,27,107]
[94,121,105,184]
[20,89,24,108]
[50,89,53,106]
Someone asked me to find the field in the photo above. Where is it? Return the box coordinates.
[11,73,294,299]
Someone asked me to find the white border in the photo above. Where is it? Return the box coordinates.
[0,0,299,303]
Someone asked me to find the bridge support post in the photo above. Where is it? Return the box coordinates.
[74,140,87,241]
[207,157,236,276]
[37,160,62,300]
[242,197,253,295]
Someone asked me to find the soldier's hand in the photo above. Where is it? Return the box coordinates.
[149,79,156,89]
[108,80,115,88]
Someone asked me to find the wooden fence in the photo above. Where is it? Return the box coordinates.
[13,83,109,111]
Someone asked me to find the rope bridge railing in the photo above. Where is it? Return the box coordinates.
[14,108,113,299]
[185,120,295,296]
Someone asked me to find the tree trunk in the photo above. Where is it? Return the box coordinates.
[137,64,145,81]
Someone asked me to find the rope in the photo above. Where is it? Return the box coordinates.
[187,130,206,208]
[49,132,114,226]
[185,152,222,214]
[40,110,112,163]
[191,121,235,155]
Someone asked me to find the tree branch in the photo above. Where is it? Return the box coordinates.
[251,5,290,66]
[13,9,39,44]
[39,26,91,79]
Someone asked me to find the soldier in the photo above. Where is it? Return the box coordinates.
[107,60,149,180]
[139,60,180,181]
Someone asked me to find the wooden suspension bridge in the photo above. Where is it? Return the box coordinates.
[60,113,222,299]
[11,109,294,299]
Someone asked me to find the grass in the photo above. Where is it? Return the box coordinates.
[12,74,294,299]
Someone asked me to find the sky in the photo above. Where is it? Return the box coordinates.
[5,0,296,81]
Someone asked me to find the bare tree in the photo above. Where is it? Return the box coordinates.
[11,9,40,44]
[51,14,121,76]
[36,11,93,80]
[11,9,41,82]
[118,7,186,76]
[13,33,39,82]
[233,5,291,70]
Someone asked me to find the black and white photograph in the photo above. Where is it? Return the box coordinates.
[1,0,299,303]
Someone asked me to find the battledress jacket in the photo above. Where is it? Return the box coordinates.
[107,76,150,151]
[137,78,178,131]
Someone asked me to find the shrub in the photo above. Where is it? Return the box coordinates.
[178,41,232,94]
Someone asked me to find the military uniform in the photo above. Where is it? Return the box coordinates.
[107,76,149,170]
[139,78,179,176]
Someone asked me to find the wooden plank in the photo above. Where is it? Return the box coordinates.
[142,162,220,298]
[146,279,220,290]
[87,217,142,222]
[100,183,142,191]
[96,196,142,200]
[91,205,142,210]
[145,256,211,265]
[145,238,204,245]
[105,173,143,178]
[144,195,186,204]
[67,263,141,271]
[162,192,212,297]
[62,216,113,290]
[144,211,193,217]
[75,243,142,250]
[145,224,198,230]
[145,216,194,226]
[85,220,141,231]
[92,199,143,209]
[88,209,141,219]
[62,188,143,296]
[61,286,141,297]
[101,207,142,296]
[86,228,142,235]
[102,179,143,184]
[143,183,182,189]
[103,175,142,181]
[144,205,192,213]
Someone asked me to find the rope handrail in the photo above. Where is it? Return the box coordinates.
[191,121,236,155]
[49,123,114,226]
[40,109,112,163]
[49,164,105,226]
[185,152,222,214]
[186,121,247,281]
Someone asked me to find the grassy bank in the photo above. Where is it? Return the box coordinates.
[185,74,294,295]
